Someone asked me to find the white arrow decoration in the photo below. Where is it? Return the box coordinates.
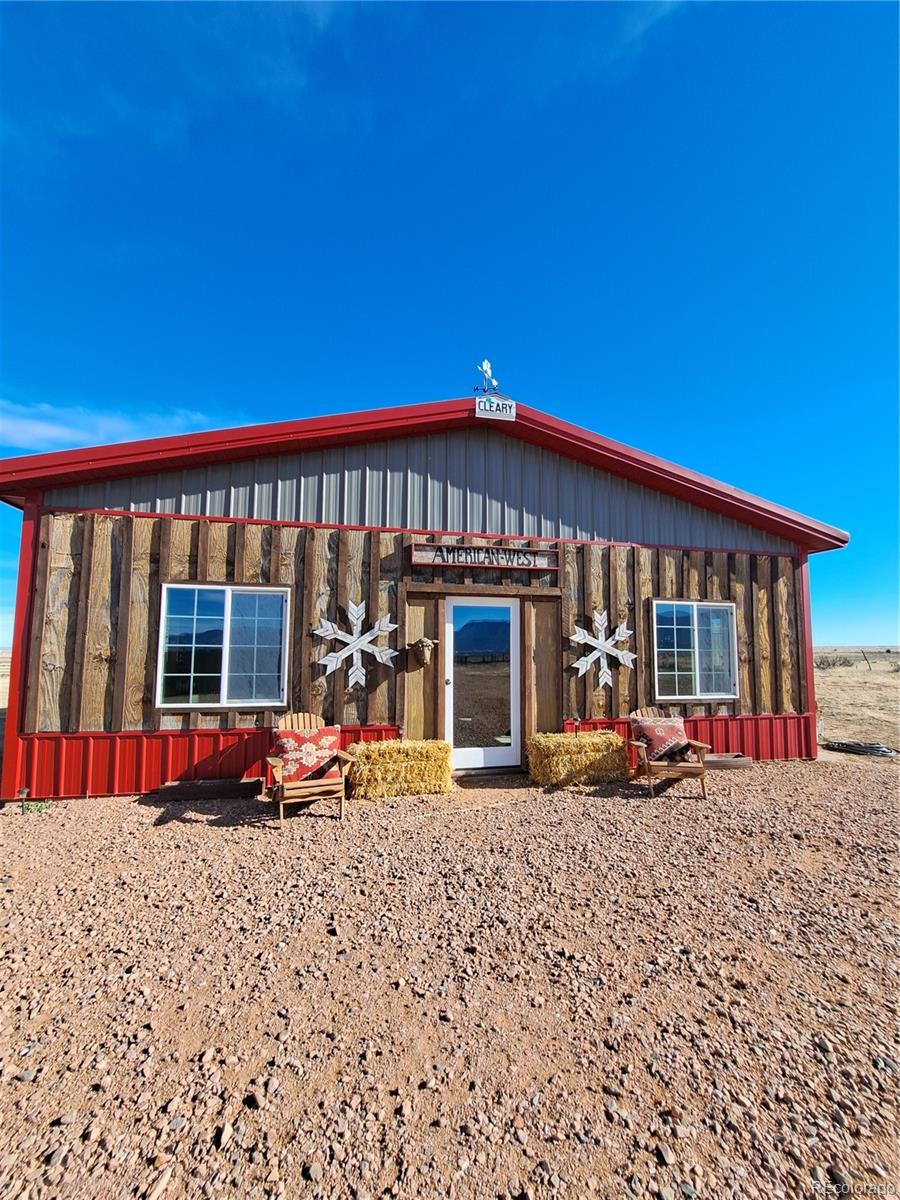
[570,609,636,687]
[313,600,398,689]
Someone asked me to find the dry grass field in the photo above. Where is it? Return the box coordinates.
[813,648,900,749]
[0,649,8,748]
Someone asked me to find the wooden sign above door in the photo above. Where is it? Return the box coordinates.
[411,542,559,572]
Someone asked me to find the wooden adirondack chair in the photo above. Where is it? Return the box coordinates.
[265,713,355,824]
[629,706,711,799]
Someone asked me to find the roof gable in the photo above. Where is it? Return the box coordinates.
[0,397,848,552]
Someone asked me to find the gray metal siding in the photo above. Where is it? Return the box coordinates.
[45,427,793,552]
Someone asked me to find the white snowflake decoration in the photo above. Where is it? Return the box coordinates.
[569,609,636,687]
[313,600,398,689]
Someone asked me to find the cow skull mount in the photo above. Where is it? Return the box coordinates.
[410,636,439,667]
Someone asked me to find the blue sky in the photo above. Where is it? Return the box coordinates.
[1,2,896,646]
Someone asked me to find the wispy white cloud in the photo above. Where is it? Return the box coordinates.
[618,1,683,54]
[4,2,682,167]
[558,1,684,81]
[0,397,251,454]
[1,2,355,161]
[452,2,684,120]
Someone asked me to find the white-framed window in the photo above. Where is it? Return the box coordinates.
[156,584,290,709]
[652,600,739,702]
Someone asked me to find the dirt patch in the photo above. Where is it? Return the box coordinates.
[815,660,900,748]
[1,760,897,1199]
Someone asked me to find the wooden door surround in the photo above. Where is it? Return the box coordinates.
[399,582,562,745]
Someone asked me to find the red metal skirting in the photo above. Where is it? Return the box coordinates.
[2,725,401,801]
[3,714,815,801]
[562,713,817,762]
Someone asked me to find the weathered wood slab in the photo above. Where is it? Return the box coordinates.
[25,512,805,737]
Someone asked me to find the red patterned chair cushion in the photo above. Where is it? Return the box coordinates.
[631,716,691,762]
[276,726,342,783]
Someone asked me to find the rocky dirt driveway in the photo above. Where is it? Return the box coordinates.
[1,760,898,1200]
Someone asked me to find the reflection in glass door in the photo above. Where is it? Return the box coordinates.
[444,597,520,769]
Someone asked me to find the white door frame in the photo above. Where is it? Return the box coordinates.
[444,596,521,770]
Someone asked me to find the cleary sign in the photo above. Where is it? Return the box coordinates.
[475,395,516,421]
[411,542,558,571]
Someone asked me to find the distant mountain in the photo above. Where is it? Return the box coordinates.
[454,620,510,656]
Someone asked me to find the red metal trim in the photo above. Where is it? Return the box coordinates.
[564,713,817,762]
[2,725,401,801]
[0,398,849,551]
[41,504,804,561]
[0,491,41,800]
[796,553,818,759]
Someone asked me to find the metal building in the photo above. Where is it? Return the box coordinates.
[0,396,847,799]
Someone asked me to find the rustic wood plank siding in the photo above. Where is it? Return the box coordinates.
[561,542,582,721]
[305,526,339,722]
[370,533,402,725]
[22,515,52,734]
[772,555,800,714]
[27,512,809,734]
[752,556,776,716]
[338,528,369,727]
[207,520,228,581]
[168,517,192,580]
[584,544,608,719]
[122,517,154,730]
[50,514,87,732]
[67,516,95,732]
[404,595,438,739]
[279,524,305,724]
[730,553,754,715]
[78,515,124,731]
[531,599,562,734]
[660,548,680,601]
[609,545,635,717]
[633,547,655,710]
[110,518,135,729]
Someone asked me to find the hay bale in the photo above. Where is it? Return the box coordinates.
[526,731,627,787]
[347,739,452,799]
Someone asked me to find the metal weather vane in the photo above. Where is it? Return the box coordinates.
[475,358,499,394]
[569,609,636,687]
[313,600,398,688]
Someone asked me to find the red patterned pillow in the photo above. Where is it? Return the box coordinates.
[276,726,342,783]
[631,716,690,762]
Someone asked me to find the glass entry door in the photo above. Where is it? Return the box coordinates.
[444,597,520,770]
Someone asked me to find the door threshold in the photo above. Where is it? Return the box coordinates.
[453,766,527,778]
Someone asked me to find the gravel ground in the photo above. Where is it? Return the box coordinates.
[1,760,898,1200]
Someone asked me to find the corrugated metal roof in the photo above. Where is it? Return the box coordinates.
[45,427,794,552]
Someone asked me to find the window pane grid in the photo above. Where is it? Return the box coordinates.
[159,586,287,708]
[161,587,226,704]
[226,592,285,703]
[653,600,737,700]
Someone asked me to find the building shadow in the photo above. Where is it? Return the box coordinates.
[452,771,533,790]
[135,790,341,829]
